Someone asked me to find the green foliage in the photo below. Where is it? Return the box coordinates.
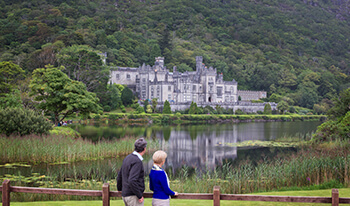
[264,103,272,114]
[49,127,80,138]
[29,66,101,125]
[188,101,197,114]
[0,89,22,109]
[327,88,350,120]
[0,107,52,136]
[136,105,144,114]
[0,61,25,95]
[103,105,111,112]
[1,0,350,112]
[277,100,289,114]
[269,93,282,103]
[152,98,158,113]
[163,100,172,114]
[121,86,134,106]
[143,100,149,113]
[235,109,244,115]
[146,104,152,113]
[57,45,109,92]
[108,83,122,110]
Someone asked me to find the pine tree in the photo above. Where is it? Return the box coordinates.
[163,100,172,114]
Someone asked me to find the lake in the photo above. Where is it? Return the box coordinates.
[0,121,322,181]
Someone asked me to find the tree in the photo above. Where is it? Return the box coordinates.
[277,100,289,114]
[108,83,122,110]
[121,86,134,106]
[152,98,158,113]
[146,104,152,113]
[0,107,52,136]
[57,45,109,92]
[0,61,25,96]
[143,100,149,113]
[188,101,197,114]
[327,88,350,120]
[163,100,171,114]
[0,89,22,109]
[263,103,272,114]
[29,66,101,125]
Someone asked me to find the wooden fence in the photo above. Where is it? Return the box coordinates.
[2,180,350,206]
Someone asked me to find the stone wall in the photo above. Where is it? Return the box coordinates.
[238,90,267,101]
[150,101,277,113]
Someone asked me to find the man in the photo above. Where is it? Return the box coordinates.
[117,138,147,206]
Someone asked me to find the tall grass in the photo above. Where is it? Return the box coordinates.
[2,142,350,202]
[0,134,158,164]
[167,143,350,194]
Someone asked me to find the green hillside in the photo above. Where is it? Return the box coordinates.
[1,0,349,111]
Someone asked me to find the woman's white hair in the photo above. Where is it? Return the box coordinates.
[152,150,167,164]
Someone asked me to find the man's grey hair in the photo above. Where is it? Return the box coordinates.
[134,138,147,153]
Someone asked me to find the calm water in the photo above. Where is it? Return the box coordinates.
[0,121,322,181]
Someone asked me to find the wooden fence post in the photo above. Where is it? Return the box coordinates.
[2,179,10,206]
[213,186,220,206]
[102,183,110,206]
[332,188,339,206]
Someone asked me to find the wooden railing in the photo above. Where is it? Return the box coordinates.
[2,180,350,206]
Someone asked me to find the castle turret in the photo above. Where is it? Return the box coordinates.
[155,57,164,68]
[196,56,203,73]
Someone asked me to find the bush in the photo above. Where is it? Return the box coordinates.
[136,105,144,114]
[235,109,244,115]
[49,127,80,138]
[163,100,172,114]
[108,114,118,120]
[93,114,100,121]
[0,108,53,136]
[103,105,111,112]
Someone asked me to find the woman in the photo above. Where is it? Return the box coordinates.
[149,150,178,206]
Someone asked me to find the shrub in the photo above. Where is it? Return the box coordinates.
[235,109,244,115]
[136,105,144,114]
[49,127,80,138]
[93,114,100,121]
[108,114,118,120]
[163,100,172,114]
[103,105,111,112]
[0,108,52,136]
[264,103,272,114]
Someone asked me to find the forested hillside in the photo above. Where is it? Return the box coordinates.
[1,0,349,112]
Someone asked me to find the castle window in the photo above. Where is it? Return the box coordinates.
[217,86,223,97]
[192,85,196,92]
[116,74,120,79]
[184,94,191,102]
[168,94,171,100]
[168,86,171,91]
[127,74,130,79]
[193,95,197,101]
[142,78,146,83]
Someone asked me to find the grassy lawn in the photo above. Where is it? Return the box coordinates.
[11,188,350,206]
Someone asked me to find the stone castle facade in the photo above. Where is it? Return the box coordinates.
[109,56,266,105]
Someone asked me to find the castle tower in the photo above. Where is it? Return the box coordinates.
[155,57,164,68]
[196,56,203,73]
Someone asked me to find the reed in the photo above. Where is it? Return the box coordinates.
[166,144,350,194]
[0,134,158,164]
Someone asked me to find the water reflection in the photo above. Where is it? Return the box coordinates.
[1,122,321,180]
[144,121,321,173]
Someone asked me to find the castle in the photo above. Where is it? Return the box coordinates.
[109,56,267,106]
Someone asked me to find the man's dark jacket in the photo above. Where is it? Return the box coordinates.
[117,153,145,199]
